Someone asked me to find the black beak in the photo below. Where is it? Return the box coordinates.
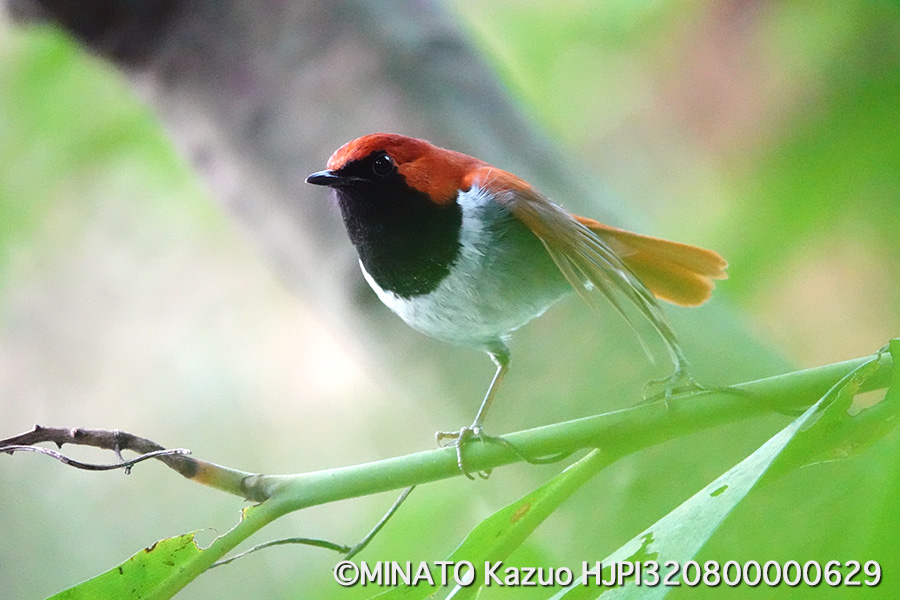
[305,169,342,187]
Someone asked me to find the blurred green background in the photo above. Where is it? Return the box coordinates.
[2,1,899,598]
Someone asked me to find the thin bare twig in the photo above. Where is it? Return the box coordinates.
[0,445,191,472]
[209,485,417,569]
[345,485,415,560]
[0,444,190,471]
[209,538,350,569]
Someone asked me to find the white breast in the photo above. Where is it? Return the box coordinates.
[360,186,569,350]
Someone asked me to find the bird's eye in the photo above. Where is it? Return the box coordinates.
[371,152,395,177]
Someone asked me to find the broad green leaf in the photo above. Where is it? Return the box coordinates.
[550,346,893,600]
[372,449,613,600]
[48,532,203,600]
[758,344,898,482]
[43,500,283,600]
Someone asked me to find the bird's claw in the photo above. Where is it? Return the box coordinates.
[436,426,492,479]
[436,426,572,477]
[641,367,708,405]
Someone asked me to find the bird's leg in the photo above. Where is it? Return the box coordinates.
[436,345,510,478]
[468,349,509,437]
[640,325,707,404]
[640,327,744,404]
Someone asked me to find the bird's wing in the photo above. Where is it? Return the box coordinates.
[466,167,725,364]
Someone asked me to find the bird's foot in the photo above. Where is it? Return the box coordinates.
[641,366,709,405]
[641,366,747,407]
[435,426,494,480]
[436,427,572,478]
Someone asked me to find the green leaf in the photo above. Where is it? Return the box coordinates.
[550,346,893,599]
[48,532,203,600]
[372,449,613,600]
[43,500,285,600]
[759,343,898,482]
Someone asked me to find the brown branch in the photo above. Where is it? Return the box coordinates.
[0,425,268,501]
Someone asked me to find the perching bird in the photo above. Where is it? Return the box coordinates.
[307,133,726,473]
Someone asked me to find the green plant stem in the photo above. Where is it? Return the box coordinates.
[136,352,891,504]
[260,352,892,509]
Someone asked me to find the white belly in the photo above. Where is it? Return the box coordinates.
[360,186,569,350]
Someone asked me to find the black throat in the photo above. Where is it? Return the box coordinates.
[333,180,462,299]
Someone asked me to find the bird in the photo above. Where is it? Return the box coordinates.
[306,133,726,475]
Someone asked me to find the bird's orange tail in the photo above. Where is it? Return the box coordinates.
[577,217,727,307]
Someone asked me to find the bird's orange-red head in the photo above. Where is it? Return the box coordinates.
[324,133,489,205]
